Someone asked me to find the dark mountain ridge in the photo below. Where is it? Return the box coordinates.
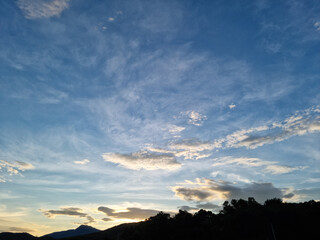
[2,198,320,240]
[42,225,100,239]
[0,232,53,240]
[63,198,320,240]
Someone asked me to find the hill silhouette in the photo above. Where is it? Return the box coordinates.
[0,232,53,240]
[42,225,100,239]
[1,198,320,240]
[63,198,320,240]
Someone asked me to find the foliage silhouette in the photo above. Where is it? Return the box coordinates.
[2,198,320,240]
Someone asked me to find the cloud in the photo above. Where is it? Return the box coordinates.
[8,227,34,232]
[172,178,294,203]
[221,106,320,149]
[97,206,114,216]
[168,125,185,135]
[169,139,219,160]
[212,156,302,175]
[0,160,35,181]
[264,165,305,175]
[228,104,236,109]
[98,206,160,220]
[17,0,70,19]
[196,203,221,211]
[314,21,320,31]
[42,207,88,218]
[178,203,221,212]
[41,207,95,224]
[100,107,318,172]
[178,206,198,211]
[212,157,273,167]
[182,110,207,126]
[102,151,181,170]
[73,159,90,165]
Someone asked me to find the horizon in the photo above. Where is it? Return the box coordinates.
[1,0,320,236]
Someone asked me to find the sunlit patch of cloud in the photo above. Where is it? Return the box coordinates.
[168,125,185,135]
[182,110,207,126]
[172,178,294,203]
[169,139,220,160]
[17,0,70,19]
[219,106,320,149]
[228,104,236,109]
[0,160,35,182]
[73,159,90,165]
[102,151,181,170]
[314,21,320,31]
[264,165,306,175]
[98,206,161,220]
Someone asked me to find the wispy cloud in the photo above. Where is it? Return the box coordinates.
[98,206,160,220]
[17,0,70,19]
[0,160,34,182]
[172,178,294,203]
[102,151,181,170]
[217,106,320,149]
[182,110,207,126]
[8,227,34,233]
[212,156,303,175]
[314,22,320,31]
[168,125,185,135]
[169,139,219,160]
[73,159,90,165]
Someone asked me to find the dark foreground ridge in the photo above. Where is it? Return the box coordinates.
[0,232,53,240]
[1,198,320,240]
[43,225,100,239]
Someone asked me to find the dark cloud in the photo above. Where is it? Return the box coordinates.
[41,207,95,224]
[102,217,112,222]
[196,203,221,211]
[98,206,160,220]
[172,178,294,203]
[97,206,114,216]
[173,187,213,201]
[43,207,87,217]
[178,206,198,211]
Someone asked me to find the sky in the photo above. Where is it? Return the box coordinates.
[0,0,320,236]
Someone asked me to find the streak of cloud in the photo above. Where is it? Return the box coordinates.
[102,151,181,170]
[98,206,161,220]
[17,0,70,19]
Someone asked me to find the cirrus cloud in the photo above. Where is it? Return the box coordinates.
[102,151,181,170]
[212,156,304,175]
[17,0,70,19]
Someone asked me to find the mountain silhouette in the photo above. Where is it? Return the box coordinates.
[42,225,100,239]
[0,232,53,240]
[2,199,320,240]
[61,198,320,240]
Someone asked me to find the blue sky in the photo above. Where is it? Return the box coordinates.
[1,0,320,236]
